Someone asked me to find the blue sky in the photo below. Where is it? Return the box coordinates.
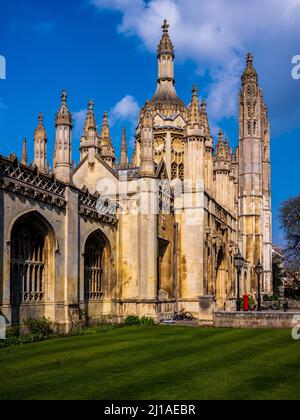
[0,0,300,245]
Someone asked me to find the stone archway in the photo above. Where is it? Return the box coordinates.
[83,230,111,323]
[10,212,56,324]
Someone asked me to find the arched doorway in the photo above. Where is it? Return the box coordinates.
[84,230,111,322]
[10,212,56,324]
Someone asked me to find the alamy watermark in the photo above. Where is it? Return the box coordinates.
[0,315,6,340]
[291,55,300,80]
[0,55,6,80]
[292,315,300,340]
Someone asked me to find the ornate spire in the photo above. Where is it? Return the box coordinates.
[242,52,258,86]
[34,113,47,140]
[54,90,73,183]
[141,101,153,128]
[140,102,155,177]
[100,112,116,166]
[56,90,72,127]
[157,19,174,57]
[84,99,97,132]
[120,127,128,168]
[216,130,230,161]
[188,84,201,128]
[21,138,28,165]
[200,99,211,135]
[34,113,47,172]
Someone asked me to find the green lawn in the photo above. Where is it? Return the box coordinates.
[1,326,300,400]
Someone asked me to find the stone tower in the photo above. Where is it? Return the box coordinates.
[181,85,206,313]
[54,90,73,183]
[238,53,272,292]
[34,113,47,172]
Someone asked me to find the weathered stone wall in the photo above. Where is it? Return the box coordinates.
[213,311,299,329]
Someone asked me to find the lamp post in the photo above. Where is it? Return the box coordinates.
[234,249,243,311]
[255,261,263,312]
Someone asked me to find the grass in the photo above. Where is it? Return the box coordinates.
[1,326,300,400]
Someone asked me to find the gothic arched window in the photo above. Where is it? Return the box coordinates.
[84,230,110,303]
[10,212,55,324]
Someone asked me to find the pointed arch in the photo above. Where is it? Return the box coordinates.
[9,211,57,324]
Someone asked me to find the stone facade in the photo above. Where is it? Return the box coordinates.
[0,21,272,330]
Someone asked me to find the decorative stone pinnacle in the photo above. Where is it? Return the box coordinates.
[61,90,68,103]
[162,19,169,32]
[192,83,199,96]
[38,113,43,125]
[89,99,94,110]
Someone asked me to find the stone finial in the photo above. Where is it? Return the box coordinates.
[157,18,174,56]
[35,113,47,140]
[21,138,28,165]
[242,52,258,86]
[84,99,97,133]
[56,90,72,127]
[120,127,128,168]
[100,112,116,163]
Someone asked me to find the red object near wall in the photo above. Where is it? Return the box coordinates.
[243,294,249,312]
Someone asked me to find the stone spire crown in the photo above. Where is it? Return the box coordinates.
[188,84,201,128]
[56,90,72,127]
[34,113,47,140]
[157,19,174,57]
[216,130,231,161]
[200,99,211,135]
[100,112,116,162]
[84,99,97,132]
[242,52,258,86]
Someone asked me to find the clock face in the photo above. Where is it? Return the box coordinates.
[172,138,183,154]
[154,137,165,153]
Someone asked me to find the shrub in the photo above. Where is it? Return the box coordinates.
[6,324,20,338]
[123,316,156,327]
[23,318,54,338]
[263,294,279,302]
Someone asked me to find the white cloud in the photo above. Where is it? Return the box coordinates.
[109,95,140,149]
[73,109,87,138]
[110,95,140,125]
[91,0,300,130]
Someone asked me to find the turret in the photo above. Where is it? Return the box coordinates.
[54,90,73,183]
[34,113,47,172]
[139,102,155,177]
[184,84,205,183]
[238,53,272,292]
[214,130,231,209]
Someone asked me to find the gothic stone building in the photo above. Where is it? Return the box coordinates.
[0,21,272,330]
